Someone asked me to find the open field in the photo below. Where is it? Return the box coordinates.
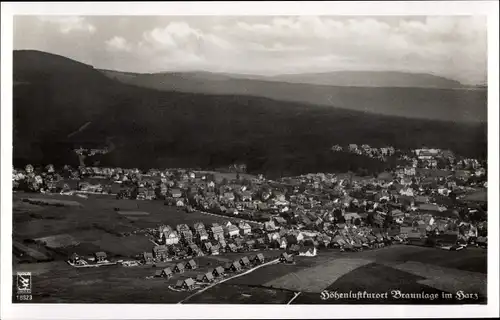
[184,283,295,304]
[264,258,373,293]
[12,191,253,263]
[21,197,83,207]
[194,246,487,304]
[34,234,80,248]
[117,211,150,216]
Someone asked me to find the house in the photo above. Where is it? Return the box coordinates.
[223,262,233,271]
[176,224,190,234]
[239,256,251,268]
[210,245,220,255]
[177,249,188,259]
[94,252,107,262]
[174,263,185,273]
[419,203,443,213]
[299,247,317,257]
[142,252,154,264]
[290,230,305,242]
[273,192,286,202]
[260,190,272,201]
[224,225,240,238]
[264,220,277,232]
[398,195,415,207]
[252,253,265,265]
[154,269,164,277]
[218,239,227,251]
[202,241,212,253]
[188,244,201,256]
[279,237,288,249]
[437,187,450,196]
[288,244,301,254]
[158,268,173,278]
[170,189,182,198]
[240,191,253,202]
[152,245,169,260]
[415,196,430,204]
[455,170,471,181]
[400,178,413,186]
[193,222,206,234]
[273,216,287,226]
[210,225,225,241]
[176,199,185,207]
[197,229,209,242]
[212,266,225,278]
[399,187,414,197]
[181,229,194,244]
[344,212,361,223]
[227,243,238,253]
[229,261,242,272]
[175,278,195,290]
[317,234,332,247]
[234,237,244,248]
[238,222,252,235]
[163,230,180,245]
[266,232,280,244]
[404,167,416,176]
[223,192,235,201]
[280,252,294,264]
[196,272,215,283]
[244,240,256,250]
[158,224,173,234]
[255,237,266,248]
[185,259,197,270]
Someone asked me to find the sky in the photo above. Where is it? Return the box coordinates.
[13,15,487,84]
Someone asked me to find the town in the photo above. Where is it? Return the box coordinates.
[12,144,488,293]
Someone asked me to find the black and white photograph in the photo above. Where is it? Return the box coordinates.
[1,1,499,319]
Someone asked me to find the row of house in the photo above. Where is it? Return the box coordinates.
[154,254,266,290]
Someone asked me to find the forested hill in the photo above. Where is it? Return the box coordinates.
[14,50,487,177]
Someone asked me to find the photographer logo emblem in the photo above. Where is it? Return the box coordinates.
[17,272,32,294]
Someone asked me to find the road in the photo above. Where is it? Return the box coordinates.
[287,292,302,304]
[195,209,263,227]
[178,258,280,304]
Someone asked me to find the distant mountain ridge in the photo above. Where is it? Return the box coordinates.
[260,70,468,88]
[100,68,487,123]
[99,69,473,88]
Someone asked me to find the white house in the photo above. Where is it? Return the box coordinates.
[437,187,450,196]
[299,247,317,257]
[164,231,180,245]
[399,187,414,197]
[238,222,252,235]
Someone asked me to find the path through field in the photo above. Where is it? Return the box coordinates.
[195,209,263,227]
[178,258,280,304]
[287,292,301,304]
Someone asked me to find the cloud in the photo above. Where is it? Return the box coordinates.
[37,16,96,34]
[105,36,132,52]
[15,16,487,84]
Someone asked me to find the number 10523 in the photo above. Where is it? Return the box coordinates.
[17,294,32,301]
